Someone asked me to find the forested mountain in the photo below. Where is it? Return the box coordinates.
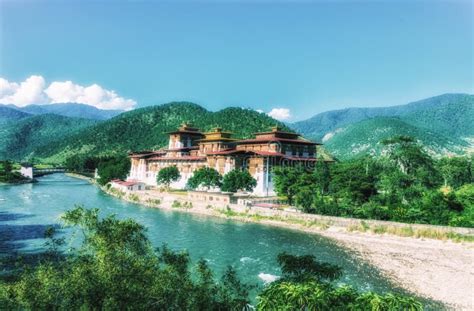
[0,106,32,125]
[292,93,473,141]
[1,103,123,120]
[323,117,468,160]
[1,95,471,163]
[0,114,98,161]
[19,102,289,163]
[291,93,473,159]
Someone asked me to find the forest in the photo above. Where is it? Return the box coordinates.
[273,136,473,227]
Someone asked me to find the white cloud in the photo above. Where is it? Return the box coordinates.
[255,109,264,113]
[0,75,136,110]
[267,108,291,121]
[0,75,47,107]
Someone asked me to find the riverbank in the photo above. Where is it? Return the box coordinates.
[95,183,473,310]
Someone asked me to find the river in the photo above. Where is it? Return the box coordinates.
[0,173,405,296]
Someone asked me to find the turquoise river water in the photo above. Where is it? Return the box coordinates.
[0,173,409,298]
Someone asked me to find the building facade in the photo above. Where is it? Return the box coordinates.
[127,124,321,196]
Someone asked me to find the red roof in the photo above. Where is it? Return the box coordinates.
[234,138,319,145]
[148,156,206,161]
[206,149,247,155]
[129,151,166,158]
[111,179,143,186]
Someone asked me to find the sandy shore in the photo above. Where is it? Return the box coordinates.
[317,229,474,310]
[74,177,474,310]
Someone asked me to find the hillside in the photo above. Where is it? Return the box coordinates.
[292,93,474,141]
[323,117,469,160]
[0,106,32,125]
[30,102,290,163]
[0,114,98,161]
[2,103,123,120]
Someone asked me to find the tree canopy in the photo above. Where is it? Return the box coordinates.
[157,166,181,188]
[187,167,222,190]
[221,169,257,193]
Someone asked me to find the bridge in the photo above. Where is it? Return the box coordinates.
[33,168,66,177]
[19,166,66,179]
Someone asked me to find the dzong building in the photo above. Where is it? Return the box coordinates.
[127,123,322,196]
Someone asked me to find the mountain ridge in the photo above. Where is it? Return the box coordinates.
[0,103,124,121]
[292,93,473,141]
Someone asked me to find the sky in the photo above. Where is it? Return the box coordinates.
[0,0,472,121]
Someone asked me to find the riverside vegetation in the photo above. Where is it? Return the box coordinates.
[0,160,28,183]
[0,206,423,310]
[65,135,473,229]
[272,136,473,228]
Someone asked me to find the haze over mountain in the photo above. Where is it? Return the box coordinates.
[0,103,124,121]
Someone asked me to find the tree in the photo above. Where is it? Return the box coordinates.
[156,166,181,189]
[381,136,438,187]
[221,169,256,193]
[330,159,378,204]
[97,156,131,185]
[0,206,251,310]
[437,157,472,188]
[272,166,306,205]
[187,167,222,190]
[257,252,422,311]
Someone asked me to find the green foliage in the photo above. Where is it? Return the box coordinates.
[271,136,474,227]
[0,207,424,310]
[292,93,473,159]
[156,165,181,188]
[0,114,97,162]
[221,169,257,193]
[0,206,252,310]
[97,156,130,186]
[187,167,222,190]
[0,160,27,183]
[24,102,290,164]
[437,157,473,188]
[257,252,422,311]
[272,166,307,205]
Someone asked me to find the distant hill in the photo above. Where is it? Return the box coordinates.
[323,117,469,160]
[0,106,32,125]
[12,102,290,163]
[292,93,474,141]
[0,114,98,161]
[290,93,473,159]
[2,103,124,120]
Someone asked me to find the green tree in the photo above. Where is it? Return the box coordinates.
[97,156,130,185]
[437,156,472,188]
[221,169,256,193]
[272,166,306,205]
[156,166,181,189]
[257,253,422,311]
[187,167,222,190]
[330,159,378,204]
[0,206,251,310]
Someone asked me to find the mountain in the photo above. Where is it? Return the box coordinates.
[2,103,124,120]
[12,102,290,163]
[0,106,32,125]
[0,114,98,161]
[323,117,469,160]
[292,93,474,141]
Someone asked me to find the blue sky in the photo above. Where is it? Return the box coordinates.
[0,0,472,121]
